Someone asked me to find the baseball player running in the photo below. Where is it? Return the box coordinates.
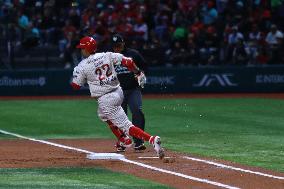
[111,34,147,152]
[71,36,165,159]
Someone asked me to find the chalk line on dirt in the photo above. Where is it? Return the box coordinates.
[183,156,284,180]
[0,129,239,189]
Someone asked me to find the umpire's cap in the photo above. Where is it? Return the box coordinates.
[111,34,124,46]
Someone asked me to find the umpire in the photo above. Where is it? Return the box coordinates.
[111,34,147,151]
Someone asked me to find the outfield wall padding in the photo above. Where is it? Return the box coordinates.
[0,66,284,95]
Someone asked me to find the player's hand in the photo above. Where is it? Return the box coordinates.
[135,72,146,88]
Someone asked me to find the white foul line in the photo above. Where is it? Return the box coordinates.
[183,156,284,180]
[0,129,93,154]
[0,129,239,189]
[121,158,239,189]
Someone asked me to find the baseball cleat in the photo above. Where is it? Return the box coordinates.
[134,143,146,151]
[115,137,133,152]
[122,137,133,147]
[151,136,165,159]
[116,144,126,152]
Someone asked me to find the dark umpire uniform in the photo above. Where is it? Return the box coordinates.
[111,34,147,151]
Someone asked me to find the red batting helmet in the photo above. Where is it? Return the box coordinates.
[76,36,97,53]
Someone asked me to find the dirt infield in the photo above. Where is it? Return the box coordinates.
[0,139,283,189]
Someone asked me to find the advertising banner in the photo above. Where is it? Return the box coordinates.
[0,66,284,96]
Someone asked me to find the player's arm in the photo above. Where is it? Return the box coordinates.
[121,57,141,74]
[121,57,147,88]
[71,65,86,90]
[111,52,146,87]
[110,52,140,73]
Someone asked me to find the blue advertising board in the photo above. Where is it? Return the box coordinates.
[0,66,284,96]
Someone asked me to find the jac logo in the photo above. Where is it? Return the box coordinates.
[193,74,237,87]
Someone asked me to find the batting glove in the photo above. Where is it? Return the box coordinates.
[135,71,147,88]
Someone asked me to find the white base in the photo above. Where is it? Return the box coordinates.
[86,153,125,160]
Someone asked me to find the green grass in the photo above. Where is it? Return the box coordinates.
[0,167,171,189]
[0,98,283,174]
[144,98,284,172]
[0,100,108,139]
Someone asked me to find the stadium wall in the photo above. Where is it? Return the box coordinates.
[0,66,284,96]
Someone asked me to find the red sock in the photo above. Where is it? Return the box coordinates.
[107,121,126,142]
[129,126,151,142]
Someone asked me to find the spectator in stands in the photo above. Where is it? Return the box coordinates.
[259,9,273,33]
[249,24,261,42]
[190,17,204,36]
[231,0,247,25]
[256,47,269,64]
[266,24,283,48]
[116,18,134,38]
[17,10,29,42]
[142,31,165,66]
[1,0,284,69]
[165,40,190,67]
[201,1,218,25]
[199,26,219,65]
[216,0,228,13]
[173,23,188,42]
[62,32,79,69]
[232,39,250,65]
[154,18,168,42]
[22,21,40,50]
[226,26,244,64]
[228,26,244,45]
[59,20,77,57]
[40,0,58,45]
[265,24,283,64]
[186,33,198,66]
[248,24,261,64]
[58,19,79,68]
[18,11,29,30]
[133,17,148,43]
[271,0,283,10]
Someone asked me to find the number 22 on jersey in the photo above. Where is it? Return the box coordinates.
[95,64,112,81]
